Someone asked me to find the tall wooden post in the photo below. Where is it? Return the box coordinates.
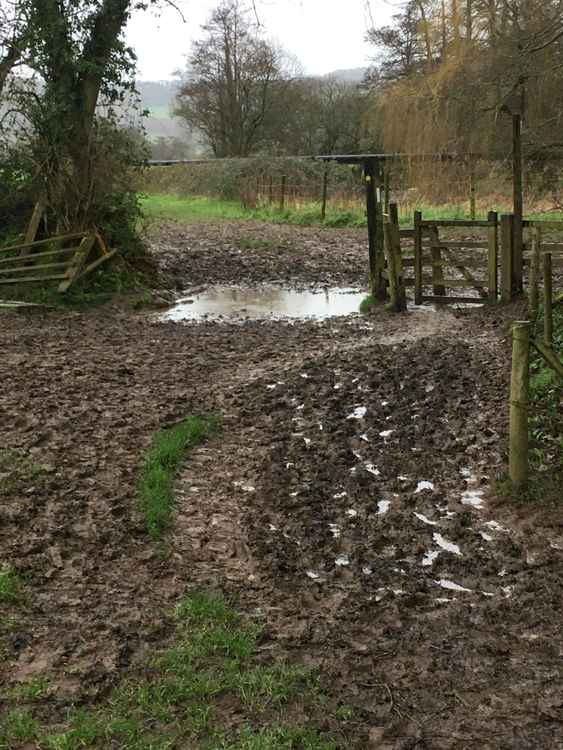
[268,175,274,204]
[430,227,445,297]
[374,165,387,299]
[469,159,476,221]
[321,166,328,221]
[529,225,541,318]
[512,114,524,294]
[543,252,553,347]
[365,160,377,296]
[500,214,514,303]
[487,210,498,302]
[388,202,406,311]
[509,321,530,490]
[280,175,286,212]
[384,166,390,214]
[414,210,423,305]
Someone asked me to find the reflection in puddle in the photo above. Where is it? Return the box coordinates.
[162,285,367,321]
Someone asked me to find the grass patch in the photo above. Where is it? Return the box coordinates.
[0,708,38,747]
[0,448,41,496]
[26,592,336,749]
[213,726,337,749]
[0,567,23,605]
[2,677,51,703]
[144,192,563,229]
[139,416,220,539]
[237,238,274,251]
[358,294,380,314]
[142,194,251,223]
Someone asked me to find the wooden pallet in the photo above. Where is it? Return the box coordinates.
[0,231,116,293]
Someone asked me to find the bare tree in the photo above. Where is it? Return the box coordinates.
[175,0,296,157]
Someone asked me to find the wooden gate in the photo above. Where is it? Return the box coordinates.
[0,232,116,293]
[413,212,499,304]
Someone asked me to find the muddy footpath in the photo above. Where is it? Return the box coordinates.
[1,219,562,749]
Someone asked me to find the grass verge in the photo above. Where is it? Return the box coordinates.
[1,592,338,750]
[139,416,220,539]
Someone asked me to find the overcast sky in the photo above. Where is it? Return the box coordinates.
[125,0,394,81]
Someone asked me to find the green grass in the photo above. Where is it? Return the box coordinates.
[0,567,23,605]
[0,448,41,496]
[2,677,50,703]
[18,592,336,750]
[146,192,558,229]
[0,708,38,747]
[143,194,252,223]
[138,416,220,539]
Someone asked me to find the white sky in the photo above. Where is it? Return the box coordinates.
[126,0,394,81]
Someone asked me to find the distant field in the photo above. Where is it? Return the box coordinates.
[143,193,563,228]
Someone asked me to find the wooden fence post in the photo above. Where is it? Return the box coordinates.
[430,226,445,297]
[268,175,274,204]
[500,214,514,303]
[365,162,377,296]
[528,225,541,318]
[384,167,390,214]
[487,210,498,302]
[390,202,406,311]
[509,321,530,490]
[469,159,476,221]
[543,252,553,347]
[280,175,286,211]
[321,166,328,221]
[414,210,423,305]
[383,203,406,312]
[512,113,524,295]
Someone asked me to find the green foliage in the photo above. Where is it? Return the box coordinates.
[0,567,23,605]
[359,295,379,314]
[138,416,220,539]
[528,303,563,491]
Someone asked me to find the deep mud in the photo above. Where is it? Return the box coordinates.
[153,220,370,290]
[1,219,561,748]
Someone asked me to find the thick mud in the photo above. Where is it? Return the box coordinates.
[1,219,561,748]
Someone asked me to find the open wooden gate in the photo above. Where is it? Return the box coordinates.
[413,212,499,304]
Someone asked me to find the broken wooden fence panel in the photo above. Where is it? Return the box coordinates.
[0,231,114,292]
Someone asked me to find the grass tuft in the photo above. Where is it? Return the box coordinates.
[0,566,23,605]
[0,448,41,496]
[138,416,220,539]
[0,708,38,746]
[212,726,338,750]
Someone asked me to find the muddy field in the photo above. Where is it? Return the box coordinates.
[1,219,562,749]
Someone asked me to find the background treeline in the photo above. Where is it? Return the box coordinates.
[367,1,563,161]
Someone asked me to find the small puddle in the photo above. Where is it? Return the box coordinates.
[162,285,367,322]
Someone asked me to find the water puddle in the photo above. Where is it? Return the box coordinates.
[162,285,366,322]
